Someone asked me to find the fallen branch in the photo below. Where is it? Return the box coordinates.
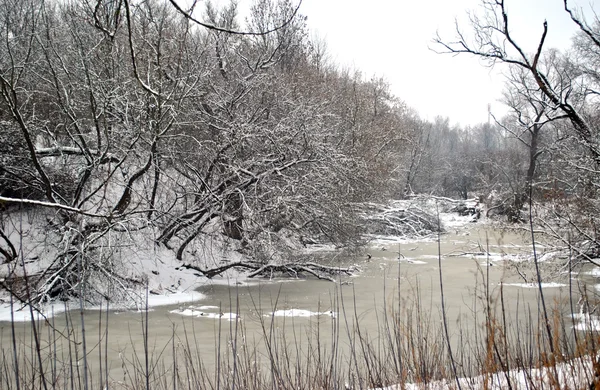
[181,261,261,278]
[409,194,479,204]
[180,260,356,281]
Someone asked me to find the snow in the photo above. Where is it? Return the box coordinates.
[439,213,477,228]
[584,267,600,277]
[0,241,221,322]
[368,205,479,245]
[0,290,206,323]
[267,309,336,318]
[372,355,596,389]
[401,258,427,265]
[0,197,567,329]
[502,282,567,289]
[0,195,94,216]
[572,310,600,331]
[0,301,68,323]
[169,305,240,321]
[0,214,254,323]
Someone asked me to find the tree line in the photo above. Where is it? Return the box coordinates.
[0,0,419,302]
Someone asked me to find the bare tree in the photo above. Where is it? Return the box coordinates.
[434,0,600,276]
[488,63,565,220]
[434,0,599,165]
[0,0,436,307]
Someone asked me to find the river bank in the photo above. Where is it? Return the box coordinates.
[3,209,598,388]
[1,196,599,389]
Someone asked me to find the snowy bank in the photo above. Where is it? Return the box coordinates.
[373,355,597,390]
[0,289,206,323]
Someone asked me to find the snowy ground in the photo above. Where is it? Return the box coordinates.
[373,355,597,389]
[0,216,248,322]
[0,290,206,323]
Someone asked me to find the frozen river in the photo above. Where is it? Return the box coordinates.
[0,225,592,388]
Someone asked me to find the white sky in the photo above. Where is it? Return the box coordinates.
[297,0,594,127]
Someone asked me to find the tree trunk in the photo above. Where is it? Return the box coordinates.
[223,191,244,240]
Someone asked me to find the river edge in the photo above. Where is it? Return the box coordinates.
[0,202,479,323]
[2,209,600,390]
[2,197,598,326]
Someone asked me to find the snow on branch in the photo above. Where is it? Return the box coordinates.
[0,196,106,218]
[181,260,357,281]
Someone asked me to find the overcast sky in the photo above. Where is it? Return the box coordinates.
[297,0,593,127]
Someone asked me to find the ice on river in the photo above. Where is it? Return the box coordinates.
[584,266,600,277]
[401,258,427,264]
[267,309,336,318]
[170,305,239,321]
[502,282,567,288]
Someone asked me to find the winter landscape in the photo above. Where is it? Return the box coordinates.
[0,0,600,389]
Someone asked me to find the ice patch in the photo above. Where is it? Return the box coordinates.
[369,235,435,245]
[0,302,68,323]
[537,252,557,262]
[473,253,505,261]
[478,262,499,268]
[584,267,600,277]
[170,305,239,321]
[501,253,534,263]
[418,255,441,259]
[382,256,428,264]
[267,309,336,318]
[302,244,338,252]
[402,259,427,265]
[144,291,206,308]
[502,282,567,289]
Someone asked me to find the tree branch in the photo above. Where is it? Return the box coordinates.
[0,196,106,218]
[166,0,302,36]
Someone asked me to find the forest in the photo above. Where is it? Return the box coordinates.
[0,0,598,331]
[1,1,600,389]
